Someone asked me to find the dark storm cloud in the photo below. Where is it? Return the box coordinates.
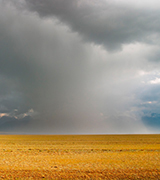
[0,1,107,133]
[0,75,24,113]
[24,0,160,50]
[0,115,32,133]
[0,0,160,134]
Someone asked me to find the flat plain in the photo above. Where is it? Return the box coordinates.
[0,134,160,179]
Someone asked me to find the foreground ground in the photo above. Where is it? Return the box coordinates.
[0,134,160,179]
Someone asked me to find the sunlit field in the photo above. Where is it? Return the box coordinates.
[0,134,160,179]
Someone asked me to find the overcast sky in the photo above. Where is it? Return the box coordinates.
[0,0,160,134]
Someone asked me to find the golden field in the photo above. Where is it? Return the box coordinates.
[0,134,160,179]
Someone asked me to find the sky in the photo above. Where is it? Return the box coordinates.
[0,0,160,134]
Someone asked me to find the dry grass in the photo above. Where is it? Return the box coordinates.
[0,134,160,179]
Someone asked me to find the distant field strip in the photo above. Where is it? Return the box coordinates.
[0,134,160,179]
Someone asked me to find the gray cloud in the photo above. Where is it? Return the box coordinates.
[24,0,160,50]
[0,1,160,134]
[0,115,32,134]
[0,2,105,133]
